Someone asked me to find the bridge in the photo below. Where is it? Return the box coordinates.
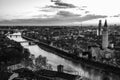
[7,32,22,38]
[18,41,35,45]
[7,33,36,45]
[18,41,28,43]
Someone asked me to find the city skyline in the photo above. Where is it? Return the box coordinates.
[0,0,120,26]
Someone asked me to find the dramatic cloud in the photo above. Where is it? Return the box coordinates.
[85,11,90,14]
[78,7,86,11]
[0,0,120,25]
[42,0,77,10]
[56,11,81,17]
[80,9,85,10]
[40,9,55,12]
[112,14,120,17]
[81,15,107,20]
[54,2,76,8]
[0,12,107,26]
[82,6,87,8]
[43,5,70,9]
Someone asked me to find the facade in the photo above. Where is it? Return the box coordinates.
[102,20,109,49]
[97,20,102,36]
[90,46,101,60]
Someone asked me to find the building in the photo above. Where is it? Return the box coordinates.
[90,46,101,60]
[35,65,80,80]
[97,20,102,36]
[102,20,109,49]
[88,20,114,60]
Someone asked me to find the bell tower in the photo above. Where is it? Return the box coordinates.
[102,20,109,49]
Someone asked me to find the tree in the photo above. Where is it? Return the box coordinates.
[0,47,23,66]
[21,58,34,68]
[35,55,47,70]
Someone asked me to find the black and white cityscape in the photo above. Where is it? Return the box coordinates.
[0,0,120,80]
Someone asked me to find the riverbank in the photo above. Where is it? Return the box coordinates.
[22,35,120,75]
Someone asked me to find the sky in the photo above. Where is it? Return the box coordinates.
[0,0,120,26]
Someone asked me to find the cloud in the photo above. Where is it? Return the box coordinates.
[54,2,76,8]
[40,9,55,12]
[82,6,87,8]
[42,1,77,10]
[33,14,53,18]
[78,8,85,11]
[0,12,107,26]
[85,11,90,14]
[81,15,107,20]
[112,14,120,17]
[44,5,69,9]
[80,9,85,10]
[56,11,81,17]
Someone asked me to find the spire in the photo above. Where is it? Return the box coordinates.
[99,20,102,26]
[104,20,108,27]
[98,20,102,36]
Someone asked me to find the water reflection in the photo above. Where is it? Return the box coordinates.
[8,33,120,80]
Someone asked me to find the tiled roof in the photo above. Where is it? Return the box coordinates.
[35,69,79,80]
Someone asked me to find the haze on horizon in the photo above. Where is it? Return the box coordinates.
[0,0,120,26]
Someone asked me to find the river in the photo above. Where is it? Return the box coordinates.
[8,32,120,80]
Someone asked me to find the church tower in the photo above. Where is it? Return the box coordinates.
[102,20,109,49]
[98,20,102,36]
